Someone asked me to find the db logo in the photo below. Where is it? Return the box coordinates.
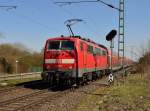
[56,59,62,63]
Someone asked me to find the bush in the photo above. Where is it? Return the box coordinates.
[0,43,43,74]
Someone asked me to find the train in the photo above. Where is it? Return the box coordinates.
[41,35,132,86]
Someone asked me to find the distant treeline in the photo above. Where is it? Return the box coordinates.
[136,41,150,74]
[137,52,150,73]
[0,43,43,74]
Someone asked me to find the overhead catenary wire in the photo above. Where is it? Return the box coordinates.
[51,0,103,38]
[51,0,77,18]
[0,5,17,40]
[54,0,120,36]
[74,4,117,39]
[53,0,119,34]
[6,11,59,33]
[0,1,59,33]
[72,3,104,37]
[0,6,17,8]
[54,0,121,11]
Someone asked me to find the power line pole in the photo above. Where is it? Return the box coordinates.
[118,0,125,68]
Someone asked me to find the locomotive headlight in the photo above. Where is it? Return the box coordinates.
[45,72,48,76]
[46,65,50,69]
[69,66,73,69]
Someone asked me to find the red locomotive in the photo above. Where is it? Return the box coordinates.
[41,36,129,86]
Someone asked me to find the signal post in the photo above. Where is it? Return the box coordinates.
[106,30,117,76]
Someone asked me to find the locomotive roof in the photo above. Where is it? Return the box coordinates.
[47,36,108,50]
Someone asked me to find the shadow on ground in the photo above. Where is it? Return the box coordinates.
[16,80,73,91]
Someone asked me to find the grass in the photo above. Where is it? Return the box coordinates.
[74,73,150,111]
[0,77,41,87]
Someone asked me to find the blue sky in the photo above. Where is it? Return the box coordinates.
[0,0,150,59]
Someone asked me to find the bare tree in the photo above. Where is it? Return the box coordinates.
[137,40,150,76]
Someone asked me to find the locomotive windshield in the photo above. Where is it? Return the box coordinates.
[48,41,60,50]
[48,40,74,50]
[61,41,74,50]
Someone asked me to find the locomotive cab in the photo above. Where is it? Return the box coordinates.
[42,38,77,85]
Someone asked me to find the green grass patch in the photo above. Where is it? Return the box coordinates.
[75,74,150,111]
[0,77,41,87]
[98,74,150,111]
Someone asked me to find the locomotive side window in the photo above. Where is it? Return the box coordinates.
[87,45,90,52]
[80,42,83,51]
[61,41,74,50]
[87,45,93,53]
[93,47,96,54]
[102,51,105,55]
[48,41,60,50]
[90,46,93,53]
[95,47,98,55]
[102,50,106,56]
[104,51,107,55]
[95,47,101,55]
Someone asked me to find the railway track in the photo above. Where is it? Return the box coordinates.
[0,80,53,111]
[0,86,21,94]
[0,82,98,111]
[0,88,58,111]
[0,66,132,111]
